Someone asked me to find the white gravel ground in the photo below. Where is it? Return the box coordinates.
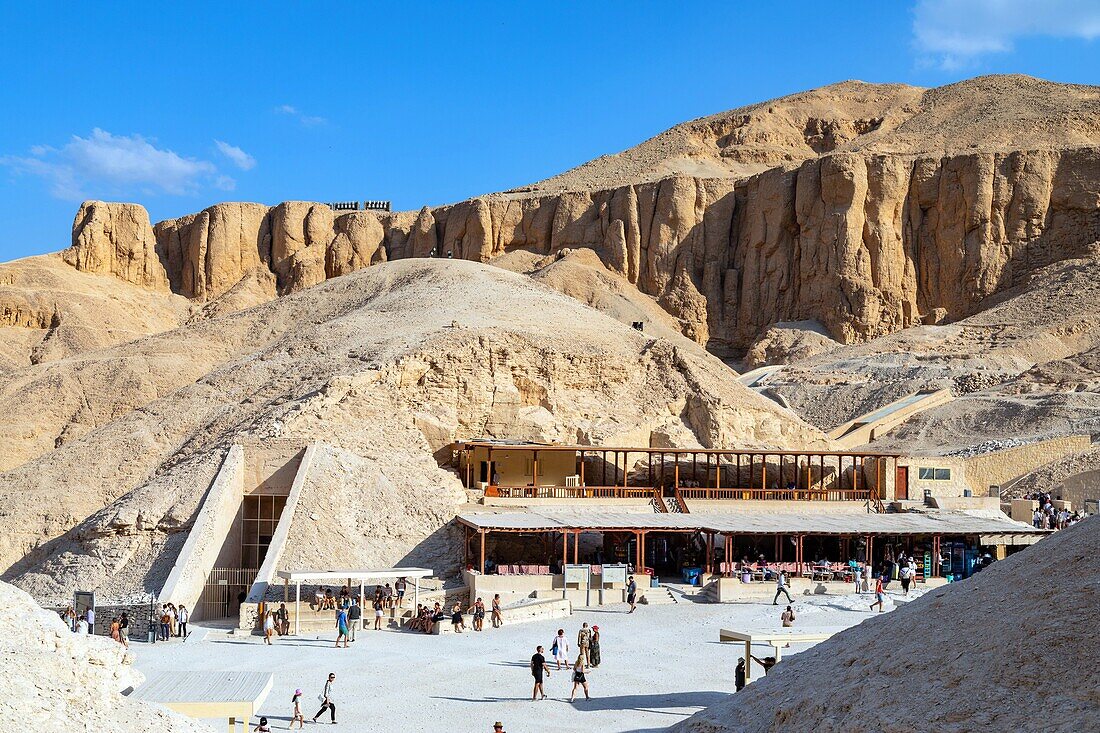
[131,588,919,732]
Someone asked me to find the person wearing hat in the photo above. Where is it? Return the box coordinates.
[253,716,271,732]
[492,723,506,732]
[290,688,305,728]
[589,625,601,668]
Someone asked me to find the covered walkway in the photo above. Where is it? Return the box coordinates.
[275,568,433,634]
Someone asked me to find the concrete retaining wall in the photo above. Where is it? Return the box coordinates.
[965,435,1092,496]
[714,575,946,602]
[158,445,245,619]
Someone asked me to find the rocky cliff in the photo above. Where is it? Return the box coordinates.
[60,76,1100,352]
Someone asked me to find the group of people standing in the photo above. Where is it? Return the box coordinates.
[1026,492,1084,530]
[158,603,189,641]
[532,622,602,701]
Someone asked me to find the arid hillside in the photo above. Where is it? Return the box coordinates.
[29,74,1097,357]
[0,259,826,604]
[670,515,1100,733]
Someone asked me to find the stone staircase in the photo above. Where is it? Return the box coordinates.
[640,585,679,605]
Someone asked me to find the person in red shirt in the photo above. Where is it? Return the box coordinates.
[869,576,886,612]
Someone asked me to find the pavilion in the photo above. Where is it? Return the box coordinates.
[274,567,433,634]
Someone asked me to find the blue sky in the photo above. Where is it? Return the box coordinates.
[1,1,1097,261]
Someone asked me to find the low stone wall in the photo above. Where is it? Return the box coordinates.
[158,445,244,619]
[714,576,946,602]
[965,435,1092,496]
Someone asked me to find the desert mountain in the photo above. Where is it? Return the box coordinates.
[16,74,1091,361]
[670,515,1100,733]
[0,259,825,603]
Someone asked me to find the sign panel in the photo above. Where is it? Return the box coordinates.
[601,563,628,585]
[564,564,590,585]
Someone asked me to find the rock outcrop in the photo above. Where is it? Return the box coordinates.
[60,76,1100,353]
[0,580,206,731]
[63,201,168,291]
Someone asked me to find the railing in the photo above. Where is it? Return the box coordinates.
[490,485,658,500]
[488,485,869,502]
[674,487,870,502]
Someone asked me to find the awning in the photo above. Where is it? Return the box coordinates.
[274,567,433,582]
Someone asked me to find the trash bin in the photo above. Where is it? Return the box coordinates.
[681,567,702,585]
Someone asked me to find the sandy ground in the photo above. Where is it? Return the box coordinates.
[130,586,922,732]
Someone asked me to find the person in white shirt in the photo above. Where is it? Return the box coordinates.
[85,607,95,635]
[773,571,792,604]
[178,604,189,638]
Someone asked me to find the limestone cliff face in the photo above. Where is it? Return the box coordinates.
[63,201,168,292]
[65,147,1100,349]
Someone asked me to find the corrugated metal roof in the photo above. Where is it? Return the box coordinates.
[129,671,272,704]
[456,510,1041,536]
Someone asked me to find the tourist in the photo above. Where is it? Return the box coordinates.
[852,561,863,593]
[531,645,551,700]
[119,612,129,648]
[589,625,601,668]
[900,557,914,595]
[339,586,350,609]
[347,597,361,641]
[276,603,290,636]
[178,604,189,638]
[252,716,271,732]
[264,610,276,644]
[551,628,570,669]
[86,606,96,635]
[324,588,336,611]
[168,603,178,637]
[870,575,886,612]
[735,658,746,691]
[383,582,394,610]
[750,654,777,675]
[312,673,337,724]
[781,605,796,627]
[159,605,171,641]
[335,606,350,648]
[312,587,324,610]
[773,569,793,605]
[451,603,466,633]
[493,723,505,733]
[374,593,385,630]
[76,615,88,635]
[626,575,638,613]
[395,577,407,608]
[62,606,76,632]
[110,616,121,643]
[469,597,486,631]
[577,622,592,669]
[491,594,503,628]
[568,658,590,701]
[290,689,305,729]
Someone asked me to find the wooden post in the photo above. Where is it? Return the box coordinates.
[294,581,300,636]
[744,641,753,682]
[634,530,642,570]
[283,578,288,603]
[674,461,680,492]
[487,447,493,488]
[579,451,585,487]
[573,530,579,564]
[480,530,487,575]
[640,531,647,573]
[563,531,569,571]
[532,450,539,492]
[623,451,629,490]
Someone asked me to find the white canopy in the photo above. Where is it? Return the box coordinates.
[275,567,433,582]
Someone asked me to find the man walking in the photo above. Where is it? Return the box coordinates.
[531,645,551,700]
[577,622,592,669]
[177,604,189,638]
[86,606,96,636]
[773,570,793,605]
[626,576,638,613]
[313,673,337,724]
[347,598,361,641]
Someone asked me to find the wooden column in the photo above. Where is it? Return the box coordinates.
[623,451,629,490]
[562,531,569,571]
[579,452,585,487]
[640,531,647,572]
[532,450,539,492]
[634,530,642,570]
[487,447,493,488]
[573,530,580,563]
[761,455,767,493]
[479,529,487,575]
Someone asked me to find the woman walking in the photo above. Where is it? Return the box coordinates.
[551,629,570,669]
[589,625,601,668]
[110,616,121,644]
[568,658,590,701]
[289,689,305,729]
[263,610,276,644]
[491,594,503,628]
[470,597,485,631]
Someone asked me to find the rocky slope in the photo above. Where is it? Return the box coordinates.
[0,259,826,603]
[0,580,206,731]
[50,75,1100,356]
[670,515,1100,733]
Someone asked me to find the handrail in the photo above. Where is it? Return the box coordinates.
[488,485,870,502]
[653,488,669,513]
[673,488,690,513]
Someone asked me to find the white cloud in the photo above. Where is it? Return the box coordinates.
[914,0,1100,68]
[1,129,220,200]
[274,104,327,127]
[215,140,256,170]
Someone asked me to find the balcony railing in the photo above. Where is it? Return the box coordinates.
[487,485,869,502]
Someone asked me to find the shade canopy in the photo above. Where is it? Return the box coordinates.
[275,567,433,582]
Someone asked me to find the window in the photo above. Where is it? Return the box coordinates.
[918,467,952,481]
